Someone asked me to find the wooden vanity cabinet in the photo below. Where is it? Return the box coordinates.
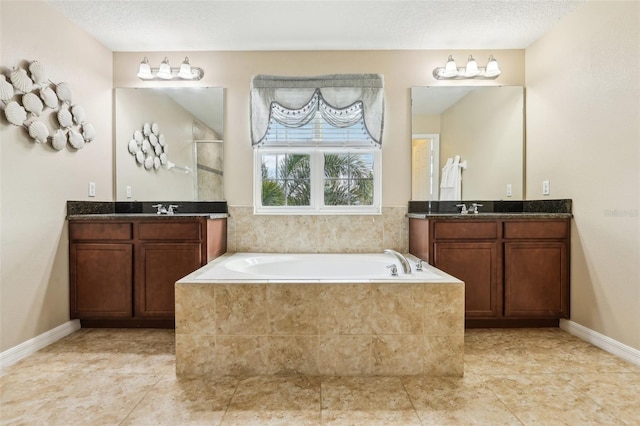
[432,222,499,319]
[409,216,570,327]
[69,217,227,327]
[502,221,569,319]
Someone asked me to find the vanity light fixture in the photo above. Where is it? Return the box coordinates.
[433,54,501,80]
[136,56,204,81]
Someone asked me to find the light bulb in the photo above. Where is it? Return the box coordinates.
[136,57,153,79]
[441,55,459,78]
[484,55,501,77]
[463,55,479,77]
[156,57,172,80]
[177,57,193,79]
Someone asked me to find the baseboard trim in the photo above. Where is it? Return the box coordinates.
[0,320,81,371]
[560,319,640,367]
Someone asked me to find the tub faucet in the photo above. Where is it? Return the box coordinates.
[383,249,412,274]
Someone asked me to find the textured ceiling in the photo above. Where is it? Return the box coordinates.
[47,0,586,51]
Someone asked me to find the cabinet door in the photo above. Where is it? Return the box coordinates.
[136,243,202,318]
[70,243,133,318]
[434,242,498,318]
[504,242,568,318]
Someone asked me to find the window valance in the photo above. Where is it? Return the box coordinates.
[250,74,384,146]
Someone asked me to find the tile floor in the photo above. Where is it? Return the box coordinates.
[1,327,639,425]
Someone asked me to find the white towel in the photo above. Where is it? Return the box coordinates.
[439,157,454,200]
[440,155,463,200]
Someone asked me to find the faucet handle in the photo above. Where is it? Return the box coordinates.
[415,259,424,271]
[152,204,165,214]
[386,264,398,276]
[168,204,180,215]
[456,204,468,214]
[471,203,483,214]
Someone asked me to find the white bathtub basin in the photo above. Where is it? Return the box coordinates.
[190,252,444,282]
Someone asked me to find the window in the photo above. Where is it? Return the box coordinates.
[255,147,380,214]
[323,152,375,207]
[250,74,384,214]
[260,153,311,207]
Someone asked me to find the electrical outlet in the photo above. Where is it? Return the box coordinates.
[126,185,132,198]
[88,182,96,197]
[506,184,512,197]
[542,180,550,195]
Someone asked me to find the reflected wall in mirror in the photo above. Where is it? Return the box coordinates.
[411,86,524,201]
[115,87,224,201]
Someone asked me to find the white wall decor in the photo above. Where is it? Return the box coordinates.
[128,122,168,171]
[1,60,94,151]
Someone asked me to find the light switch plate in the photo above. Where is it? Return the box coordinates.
[542,180,550,195]
[126,185,132,198]
[88,182,96,197]
[506,184,512,197]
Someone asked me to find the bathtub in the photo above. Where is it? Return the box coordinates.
[192,252,443,281]
[175,252,464,378]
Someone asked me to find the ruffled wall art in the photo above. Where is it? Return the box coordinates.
[128,122,168,172]
[1,60,95,151]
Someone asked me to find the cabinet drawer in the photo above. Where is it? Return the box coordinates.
[138,221,202,241]
[434,222,497,240]
[504,221,568,239]
[70,222,132,241]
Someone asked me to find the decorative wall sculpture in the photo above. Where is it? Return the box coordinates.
[128,122,168,171]
[1,60,94,151]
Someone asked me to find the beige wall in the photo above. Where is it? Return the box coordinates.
[412,114,441,134]
[1,2,113,351]
[526,1,640,350]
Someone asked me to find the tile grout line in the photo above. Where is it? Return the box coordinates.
[117,372,167,425]
[218,376,243,426]
[400,378,426,425]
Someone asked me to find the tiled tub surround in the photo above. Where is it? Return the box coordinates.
[226,205,409,253]
[175,253,464,377]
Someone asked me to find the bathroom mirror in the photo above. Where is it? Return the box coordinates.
[411,86,524,201]
[114,87,224,201]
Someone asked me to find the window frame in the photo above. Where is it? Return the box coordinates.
[254,146,382,215]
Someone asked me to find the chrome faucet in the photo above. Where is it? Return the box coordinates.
[470,203,483,214]
[456,204,468,214]
[383,249,412,274]
[152,204,167,214]
[152,204,180,215]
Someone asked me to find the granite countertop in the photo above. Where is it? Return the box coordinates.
[407,212,573,220]
[66,200,228,220]
[67,213,229,221]
[407,199,573,219]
